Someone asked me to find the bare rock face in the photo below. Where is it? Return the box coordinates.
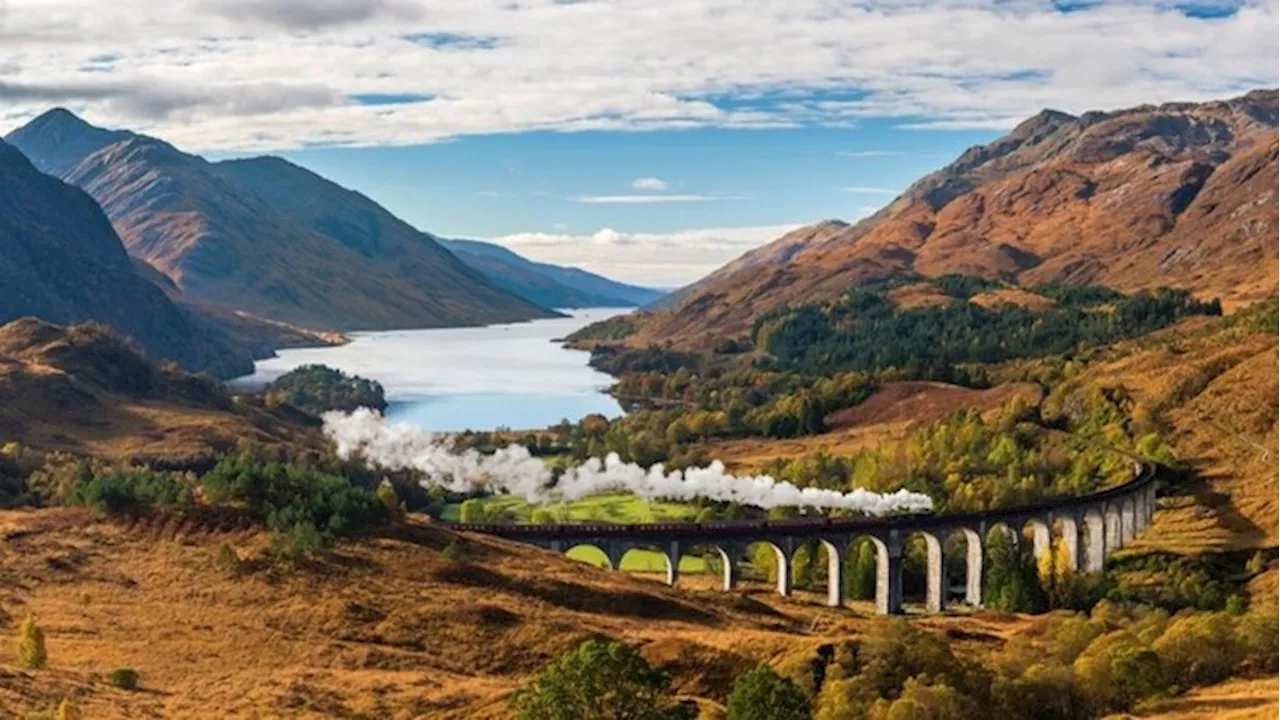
[630,90,1278,349]
[0,140,253,377]
[7,110,556,332]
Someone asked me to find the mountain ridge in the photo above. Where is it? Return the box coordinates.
[0,138,254,378]
[7,110,556,333]
[620,89,1279,349]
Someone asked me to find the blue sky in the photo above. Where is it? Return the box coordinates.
[267,123,994,236]
[0,0,1275,285]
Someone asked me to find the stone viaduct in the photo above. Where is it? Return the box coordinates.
[453,462,1156,614]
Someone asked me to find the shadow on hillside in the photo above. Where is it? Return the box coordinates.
[431,560,724,625]
[1167,464,1265,542]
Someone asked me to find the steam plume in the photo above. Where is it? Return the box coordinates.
[324,409,933,515]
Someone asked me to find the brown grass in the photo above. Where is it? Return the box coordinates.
[968,287,1058,312]
[0,509,1036,718]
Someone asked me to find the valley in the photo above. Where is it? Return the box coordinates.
[0,86,1276,720]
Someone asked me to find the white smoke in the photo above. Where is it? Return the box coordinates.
[323,409,933,516]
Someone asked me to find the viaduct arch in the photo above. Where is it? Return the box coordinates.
[453,463,1157,614]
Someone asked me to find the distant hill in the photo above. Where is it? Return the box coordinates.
[441,238,662,309]
[619,90,1279,349]
[6,110,556,332]
[0,139,253,378]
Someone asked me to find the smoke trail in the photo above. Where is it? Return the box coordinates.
[324,409,933,515]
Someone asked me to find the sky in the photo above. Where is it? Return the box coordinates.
[0,0,1275,287]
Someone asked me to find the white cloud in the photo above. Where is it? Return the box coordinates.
[841,186,898,194]
[574,193,735,204]
[495,223,804,285]
[838,150,901,158]
[0,0,1271,151]
[630,176,668,191]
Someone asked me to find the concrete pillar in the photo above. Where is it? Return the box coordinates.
[665,540,681,587]
[963,527,984,606]
[823,540,845,608]
[924,532,945,614]
[717,546,738,591]
[1028,516,1052,565]
[875,532,904,615]
[773,541,793,597]
[1058,512,1084,572]
[1105,504,1122,551]
[1121,499,1135,543]
[1085,509,1106,572]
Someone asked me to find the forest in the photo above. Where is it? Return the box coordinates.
[752,277,1222,375]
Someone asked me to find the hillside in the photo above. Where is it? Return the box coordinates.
[6,111,555,332]
[1051,307,1280,553]
[441,238,662,309]
[207,157,559,321]
[0,318,313,462]
[0,140,252,378]
[0,507,1133,719]
[623,90,1278,349]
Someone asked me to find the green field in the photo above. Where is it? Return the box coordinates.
[439,492,700,524]
[441,492,710,573]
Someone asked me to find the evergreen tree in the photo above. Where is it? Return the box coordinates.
[727,665,811,720]
[510,639,694,720]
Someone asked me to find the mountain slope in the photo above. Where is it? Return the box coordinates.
[208,156,559,320]
[441,238,661,308]
[627,90,1278,349]
[6,111,555,332]
[0,140,252,377]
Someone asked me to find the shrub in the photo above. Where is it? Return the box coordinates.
[375,481,399,514]
[992,662,1091,720]
[440,539,463,562]
[67,466,192,514]
[201,453,386,552]
[1153,612,1245,688]
[868,676,973,720]
[108,667,139,690]
[857,619,972,698]
[1072,631,1166,713]
[56,699,79,720]
[215,543,242,573]
[16,615,47,669]
[510,639,694,720]
[727,664,811,720]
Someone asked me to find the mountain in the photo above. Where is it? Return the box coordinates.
[0,139,253,377]
[6,111,556,332]
[440,238,662,309]
[622,90,1279,349]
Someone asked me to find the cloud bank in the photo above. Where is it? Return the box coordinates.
[493,222,806,285]
[0,0,1272,151]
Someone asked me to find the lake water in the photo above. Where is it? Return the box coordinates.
[232,309,626,431]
